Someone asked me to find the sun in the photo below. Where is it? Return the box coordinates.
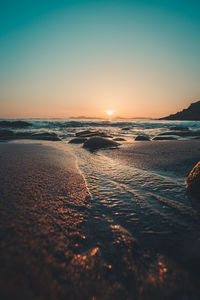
[105,110,115,116]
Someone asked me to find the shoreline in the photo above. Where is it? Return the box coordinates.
[0,140,200,299]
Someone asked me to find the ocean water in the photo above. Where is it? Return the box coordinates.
[2,118,200,298]
[1,117,200,140]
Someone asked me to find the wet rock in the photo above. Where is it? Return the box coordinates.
[113,137,126,141]
[69,137,87,144]
[135,135,150,141]
[0,131,61,141]
[0,130,15,139]
[152,136,177,140]
[158,131,200,137]
[0,120,32,128]
[31,132,61,141]
[121,127,131,131]
[76,130,110,138]
[83,137,120,151]
[186,161,200,194]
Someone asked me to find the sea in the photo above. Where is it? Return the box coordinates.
[1,118,200,298]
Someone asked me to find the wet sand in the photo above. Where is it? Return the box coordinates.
[0,142,91,299]
[0,141,200,300]
[104,139,200,177]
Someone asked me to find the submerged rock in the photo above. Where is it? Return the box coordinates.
[135,135,150,141]
[152,136,177,140]
[69,137,87,144]
[0,120,32,128]
[83,137,120,151]
[186,161,200,194]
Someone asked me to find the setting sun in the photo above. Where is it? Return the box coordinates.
[105,110,115,116]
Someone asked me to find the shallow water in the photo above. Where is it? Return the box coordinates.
[66,142,200,298]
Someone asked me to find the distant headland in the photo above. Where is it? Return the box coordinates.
[160,101,200,121]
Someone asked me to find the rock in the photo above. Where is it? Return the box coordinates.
[113,138,126,141]
[31,132,61,141]
[0,120,32,128]
[83,137,120,151]
[0,130,15,139]
[170,126,189,131]
[152,136,177,140]
[76,130,110,138]
[158,131,200,137]
[69,137,87,144]
[186,161,200,194]
[121,127,131,131]
[135,135,150,141]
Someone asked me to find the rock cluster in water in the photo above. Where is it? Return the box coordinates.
[0,120,32,128]
[0,130,60,141]
[186,161,200,194]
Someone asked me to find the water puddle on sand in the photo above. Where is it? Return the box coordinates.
[65,143,200,299]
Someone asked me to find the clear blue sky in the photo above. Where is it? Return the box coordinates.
[0,0,200,118]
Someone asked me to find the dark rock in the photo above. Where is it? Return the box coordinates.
[170,126,189,131]
[31,132,61,141]
[121,127,131,131]
[83,137,120,151]
[113,138,126,141]
[158,131,200,137]
[0,130,15,139]
[0,131,61,141]
[186,161,200,194]
[0,120,32,128]
[152,136,177,140]
[160,101,200,121]
[76,130,110,138]
[69,137,87,144]
[135,135,150,141]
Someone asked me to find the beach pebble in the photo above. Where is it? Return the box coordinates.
[135,135,150,141]
[69,137,87,144]
[186,161,200,194]
[83,137,120,151]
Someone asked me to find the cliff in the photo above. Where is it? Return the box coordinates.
[160,101,200,121]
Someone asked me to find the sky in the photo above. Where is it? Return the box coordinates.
[0,0,200,118]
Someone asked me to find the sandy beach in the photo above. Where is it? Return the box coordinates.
[0,142,91,299]
[0,140,200,300]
